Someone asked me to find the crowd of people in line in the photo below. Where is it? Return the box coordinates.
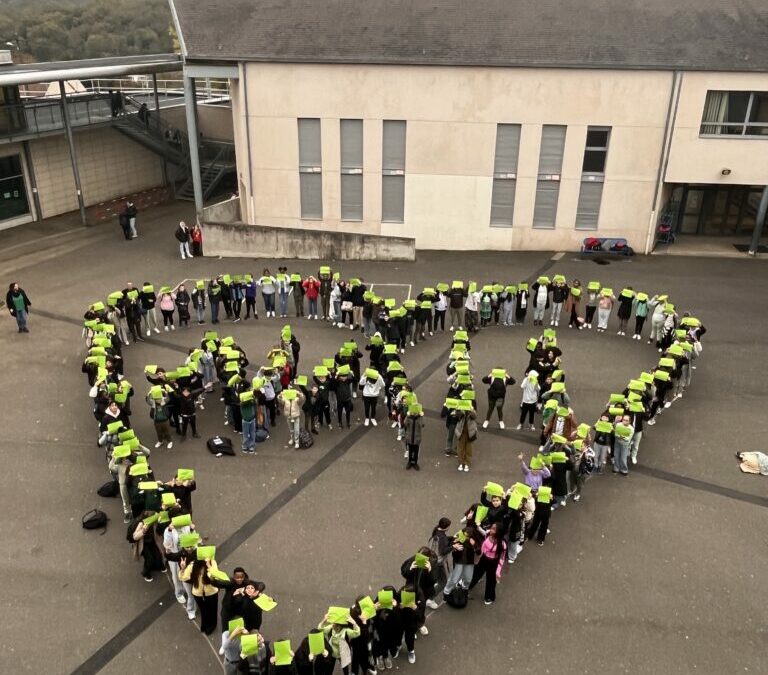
[80,267,706,673]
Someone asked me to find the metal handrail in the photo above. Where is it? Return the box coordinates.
[19,77,230,101]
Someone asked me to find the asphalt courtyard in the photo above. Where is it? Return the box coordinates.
[1,204,766,675]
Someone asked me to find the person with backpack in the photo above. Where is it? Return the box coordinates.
[175,221,192,259]
[468,522,506,605]
[481,369,516,430]
[632,292,650,340]
[428,517,453,589]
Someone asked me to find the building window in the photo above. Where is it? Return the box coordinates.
[382,120,406,223]
[340,119,363,221]
[532,125,566,229]
[700,91,768,136]
[576,127,611,230]
[298,118,322,219]
[490,123,520,227]
[0,154,30,222]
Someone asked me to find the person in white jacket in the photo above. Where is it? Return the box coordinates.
[516,370,540,430]
[359,371,386,426]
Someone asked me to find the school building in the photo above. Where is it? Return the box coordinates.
[170,0,768,255]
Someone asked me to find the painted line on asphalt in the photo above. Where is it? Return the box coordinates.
[633,465,768,509]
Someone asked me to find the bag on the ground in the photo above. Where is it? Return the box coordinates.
[298,430,314,449]
[254,427,270,444]
[97,478,120,498]
[82,509,108,531]
[207,435,235,456]
[446,586,468,609]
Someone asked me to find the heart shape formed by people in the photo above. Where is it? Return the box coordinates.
[80,271,704,670]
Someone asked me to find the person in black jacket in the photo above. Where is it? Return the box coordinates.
[549,279,570,326]
[549,448,575,509]
[350,280,367,330]
[179,387,203,439]
[175,221,192,259]
[175,284,191,328]
[332,370,354,428]
[400,548,439,612]
[6,282,31,333]
[481,371,516,429]
[447,285,467,330]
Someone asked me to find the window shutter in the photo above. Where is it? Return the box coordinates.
[490,178,515,227]
[298,118,321,167]
[537,125,566,175]
[340,119,363,168]
[300,173,323,219]
[341,174,363,221]
[575,180,604,230]
[383,121,406,170]
[532,181,560,229]
[493,124,520,173]
[382,175,405,223]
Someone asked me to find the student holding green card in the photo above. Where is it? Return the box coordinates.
[596,289,615,332]
[128,511,165,582]
[372,587,403,671]
[583,282,599,328]
[278,385,306,447]
[468,522,506,604]
[593,414,614,471]
[481,369,516,430]
[564,279,583,328]
[359,369,385,426]
[139,282,160,336]
[397,585,422,664]
[526,487,553,546]
[179,557,221,635]
[318,609,361,671]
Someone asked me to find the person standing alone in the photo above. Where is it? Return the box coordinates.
[6,282,31,333]
[175,221,193,259]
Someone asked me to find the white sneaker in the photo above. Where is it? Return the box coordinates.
[176,595,186,604]
[400,348,405,354]
[187,610,195,620]
[588,323,592,329]
[647,418,656,426]
[364,419,370,427]
[425,599,438,610]
[154,328,160,334]
[463,465,470,472]
[631,456,637,464]
[419,625,429,635]
[295,441,300,449]
[449,326,454,331]
[664,401,672,408]
[350,325,355,331]
[458,464,464,471]
[154,441,162,448]
[352,392,357,399]
[167,442,173,449]
[410,341,415,347]
[404,449,408,458]
[384,657,393,670]
[573,494,581,502]
[408,651,416,664]
[617,330,622,335]
[164,326,169,332]
[218,646,225,656]
[146,330,151,337]
[391,421,398,428]
[371,419,377,427]
[516,424,522,430]
[429,332,434,336]
[482,420,489,429]
[530,425,536,431]
[171,325,175,331]
[499,421,505,429]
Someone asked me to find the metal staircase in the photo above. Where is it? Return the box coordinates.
[111,97,235,201]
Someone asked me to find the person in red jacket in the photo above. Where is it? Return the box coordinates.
[302,275,321,319]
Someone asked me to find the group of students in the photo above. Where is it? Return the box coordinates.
[80,268,706,673]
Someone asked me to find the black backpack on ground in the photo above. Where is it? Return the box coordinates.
[207,435,235,456]
[445,586,468,609]
[97,477,120,498]
[82,509,108,532]
[298,430,314,449]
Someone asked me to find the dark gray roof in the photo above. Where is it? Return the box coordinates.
[171,0,768,71]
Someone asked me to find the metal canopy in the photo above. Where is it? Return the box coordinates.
[0,54,182,87]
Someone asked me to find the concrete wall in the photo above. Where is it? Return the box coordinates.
[202,220,415,261]
[237,63,675,251]
[29,127,163,219]
[161,103,235,142]
[666,71,768,186]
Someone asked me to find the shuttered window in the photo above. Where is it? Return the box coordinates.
[490,123,520,227]
[382,120,406,222]
[576,126,610,230]
[533,125,566,228]
[298,118,322,219]
[341,119,363,221]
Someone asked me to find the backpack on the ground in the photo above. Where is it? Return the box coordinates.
[446,586,468,609]
[97,477,120,498]
[82,509,108,532]
[207,435,235,456]
[298,430,314,449]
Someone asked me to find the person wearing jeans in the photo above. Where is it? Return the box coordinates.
[442,526,477,598]
[596,292,615,333]
[140,283,159,335]
[278,387,305,448]
[240,393,257,453]
[164,525,196,615]
[276,269,290,318]
[6,282,31,333]
[192,283,206,324]
[613,417,633,475]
